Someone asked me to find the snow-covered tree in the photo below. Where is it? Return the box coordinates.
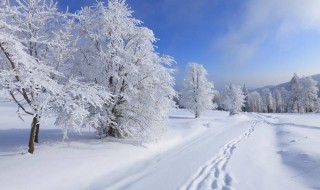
[0,0,111,153]
[0,0,63,153]
[12,0,76,72]
[280,87,290,112]
[272,87,289,113]
[273,88,282,113]
[242,84,249,112]
[73,0,176,139]
[222,84,245,115]
[261,88,274,113]
[212,90,225,111]
[315,98,320,113]
[300,76,319,112]
[52,78,112,140]
[5,0,79,143]
[180,63,214,118]
[288,73,303,113]
[287,74,319,113]
[248,91,263,112]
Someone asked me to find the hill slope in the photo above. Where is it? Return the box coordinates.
[254,74,320,95]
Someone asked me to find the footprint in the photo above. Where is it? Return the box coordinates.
[221,161,229,171]
[222,186,231,190]
[211,180,218,189]
[230,145,236,153]
[214,169,220,178]
[224,174,233,186]
[179,120,259,190]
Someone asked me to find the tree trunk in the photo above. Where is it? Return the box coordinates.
[108,126,116,137]
[34,119,40,143]
[108,125,121,137]
[195,111,199,118]
[28,115,38,154]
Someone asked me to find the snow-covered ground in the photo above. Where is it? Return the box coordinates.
[0,104,319,190]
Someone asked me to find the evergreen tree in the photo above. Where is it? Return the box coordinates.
[242,84,249,112]
[300,76,319,112]
[288,73,303,113]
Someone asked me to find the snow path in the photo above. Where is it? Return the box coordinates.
[89,117,254,190]
[179,120,259,190]
[178,112,316,190]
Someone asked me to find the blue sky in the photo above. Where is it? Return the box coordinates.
[57,0,320,90]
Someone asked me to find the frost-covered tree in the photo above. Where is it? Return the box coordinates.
[6,0,78,143]
[272,87,289,113]
[212,90,225,111]
[52,78,112,140]
[273,88,283,113]
[288,73,303,113]
[0,38,60,154]
[315,98,320,113]
[273,88,282,113]
[211,90,219,110]
[261,88,274,113]
[0,0,64,153]
[74,0,176,139]
[0,0,111,153]
[280,87,290,112]
[222,84,245,115]
[248,91,263,112]
[242,84,249,112]
[180,63,214,118]
[287,74,319,113]
[12,0,76,72]
[300,76,319,112]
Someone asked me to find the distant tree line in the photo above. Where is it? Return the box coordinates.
[215,74,319,114]
[180,66,319,117]
[243,74,319,113]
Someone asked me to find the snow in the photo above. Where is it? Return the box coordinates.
[1,104,320,190]
[228,120,306,190]
[252,113,320,189]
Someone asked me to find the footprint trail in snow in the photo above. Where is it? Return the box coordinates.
[179,120,259,190]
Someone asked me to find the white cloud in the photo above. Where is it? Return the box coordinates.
[219,0,320,63]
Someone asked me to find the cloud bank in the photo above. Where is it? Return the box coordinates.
[219,0,320,63]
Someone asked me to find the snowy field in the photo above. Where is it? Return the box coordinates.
[0,104,320,190]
